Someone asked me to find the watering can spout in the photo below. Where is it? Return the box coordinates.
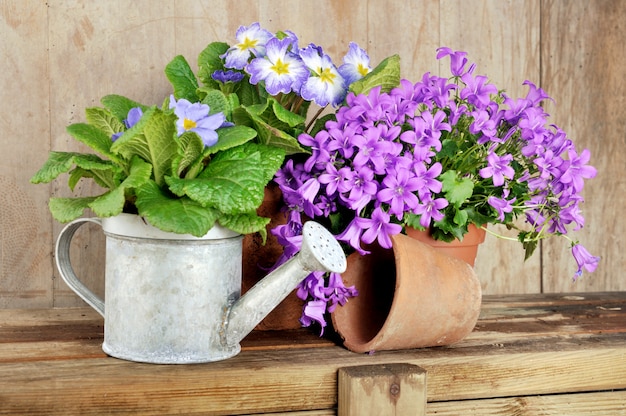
[224,221,347,346]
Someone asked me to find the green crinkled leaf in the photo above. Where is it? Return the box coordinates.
[167,143,284,214]
[219,212,270,242]
[271,98,305,127]
[206,142,284,185]
[68,166,117,191]
[101,94,147,121]
[87,156,152,218]
[174,131,205,178]
[165,55,199,102]
[349,54,401,95]
[66,123,121,164]
[200,88,230,117]
[85,107,125,137]
[30,152,117,185]
[440,170,474,207]
[49,196,98,223]
[111,108,178,186]
[197,41,230,86]
[236,80,263,106]
[245,102,269,117]
[204,125,258,156]
[135,181,220,237]
[249,113,306,155]
[88,187,126,217]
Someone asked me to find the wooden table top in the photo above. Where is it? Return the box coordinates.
[2,292,626,415]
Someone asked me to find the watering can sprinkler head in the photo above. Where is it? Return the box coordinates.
[224,221,347,346]
[297,221,347,274]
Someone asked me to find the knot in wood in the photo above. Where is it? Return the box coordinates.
[389,382,400,396]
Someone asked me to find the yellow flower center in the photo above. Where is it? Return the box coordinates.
[271,58,290,75]
[238,37,258,51]
[319,67,336,84]
[183,118,197,131]
[358,63,370,77]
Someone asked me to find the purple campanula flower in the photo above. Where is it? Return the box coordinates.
[352,126,394,174]
[336,217,368,255]
[421,109,451,144]
[377,168,420,219]
[488,189,516,221]
[341,165,377,212]
[523,80,553,105]
[358,207,403,249]
[412,194,449,228]
[246,37,309,95]
[412,161,443,199]
[470,109,497,144]
[479,152,515,187]
[559,148,597,193]
[298,131,332,172]
[460,74,497,108]
[533,149,564,180]
[436,47,470,77]
[299,299,329,334]
[318,164,353,196]
[571,244,600,281]
[323,272,358,313]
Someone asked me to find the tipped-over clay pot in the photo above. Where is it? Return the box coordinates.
[332,232,482,353]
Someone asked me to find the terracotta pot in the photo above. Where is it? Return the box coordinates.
[405,224,486,267]
[331,232,482,353]
[242,183,304,330]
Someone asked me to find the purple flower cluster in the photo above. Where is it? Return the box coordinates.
[273,47,599,331]
[220,23,372,108]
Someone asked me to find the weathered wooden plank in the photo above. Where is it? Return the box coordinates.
[0,0,54,309]
[427,390,626,415]
[540,0,626,292]
[338,364,427,416]
[1,294,626,414]
[1,336,626,415]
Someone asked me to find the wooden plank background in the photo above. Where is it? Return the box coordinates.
[1,0,624,309]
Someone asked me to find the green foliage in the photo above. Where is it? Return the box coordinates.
[349,54,401,95]
[30,51,291,236]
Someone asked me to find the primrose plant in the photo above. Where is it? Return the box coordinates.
[30,22,393,242]
[273,47,599,333]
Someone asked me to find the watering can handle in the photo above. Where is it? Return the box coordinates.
[55,218,105,317]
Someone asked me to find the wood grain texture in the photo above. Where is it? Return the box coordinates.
[0,0,624,307]
[540,0,626,292]
[0,1,54,308]
[338,364,427,416]
[427,390,626,416]
[1,294,625,414]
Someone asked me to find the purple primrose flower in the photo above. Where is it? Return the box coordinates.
[169,95,225,147]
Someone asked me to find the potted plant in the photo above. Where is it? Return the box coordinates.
[272,47,599,350]
[29,22,390,363]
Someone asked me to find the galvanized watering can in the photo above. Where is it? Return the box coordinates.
[55,214,346,364]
